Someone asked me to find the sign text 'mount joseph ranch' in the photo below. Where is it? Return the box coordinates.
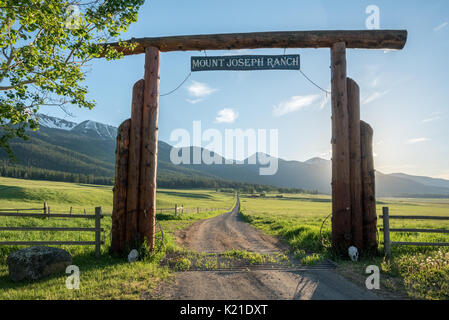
[191,54,300,71]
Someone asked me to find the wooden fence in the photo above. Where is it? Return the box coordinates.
[380,207,449,256]
[0,203,230,257]
[0,205,105,258]
[159,204,230,215]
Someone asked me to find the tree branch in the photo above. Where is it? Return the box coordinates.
[0,80,35,90]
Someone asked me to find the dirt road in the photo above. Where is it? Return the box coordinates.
[147,197,380,300]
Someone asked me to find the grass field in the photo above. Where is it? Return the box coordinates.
[239,193,449,300]
[0,177,235,299]
[1,176,448,300]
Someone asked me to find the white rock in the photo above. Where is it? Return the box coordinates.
[348,246,359,262]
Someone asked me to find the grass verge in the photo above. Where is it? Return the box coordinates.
[239,193,449,300]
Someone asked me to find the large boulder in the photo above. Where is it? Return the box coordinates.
[7,246,72,282]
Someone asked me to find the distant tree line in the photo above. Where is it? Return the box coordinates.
[0,162,113,185]
[0,162,316,194]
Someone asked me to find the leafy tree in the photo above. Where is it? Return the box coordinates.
[0,0,144,157]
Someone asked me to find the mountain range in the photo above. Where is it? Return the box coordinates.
[1,113,448,197]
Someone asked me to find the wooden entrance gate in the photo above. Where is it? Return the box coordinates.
[104,30,408,255]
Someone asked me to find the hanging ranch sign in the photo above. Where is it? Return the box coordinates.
[191,54,300,72]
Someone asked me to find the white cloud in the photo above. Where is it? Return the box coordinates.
[319,94,330,109]
[406,137,430,145]
[434,22,448,32]
[185,98,204,105]
[222,49,250,56]
[185,81,217,104]
[422,116,441,123]
[215,108,238,123]
[362,90,390,105]
[370,77,381,88]
[383,49,399,54]
[273,94,320,117]
[318,87,331,109]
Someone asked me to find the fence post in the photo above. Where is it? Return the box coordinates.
[197,207,199,214]
[174,204,177,216]
[43,202,47,215]
[95,207,102,258]
[382,207,391,257]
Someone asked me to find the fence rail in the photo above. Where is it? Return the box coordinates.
[380,207,449,256]
[0,212,98,219]
[157,205,230,216]
[0,208,45,212]
[0,206,105,258]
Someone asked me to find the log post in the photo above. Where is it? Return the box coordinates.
[361,120,378,254]
[111,119,131,255]
[382,207,390,256]
[95,206,102,258]
[139,46,160,251]
[347,78,363,251]
[330,42,352,254]
[126,80,145,248]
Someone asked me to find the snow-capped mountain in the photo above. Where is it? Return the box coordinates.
[37,114,117,140]
[37,113,78,131]
[72,120,117,139]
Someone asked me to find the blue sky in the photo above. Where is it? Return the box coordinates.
[41,0,449,179]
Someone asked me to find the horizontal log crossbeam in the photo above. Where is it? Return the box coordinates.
[103,30,407,55]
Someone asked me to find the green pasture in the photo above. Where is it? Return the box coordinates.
[0,177,235,299]
[239,193,449,300]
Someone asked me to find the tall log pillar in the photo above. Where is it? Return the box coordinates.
[111,48,160,255]
[330,42,352,254]
[111,119,131,255]
[125,80,145,247]
[361,121,378,254]
[139,46,160,251]
[347,78,364,250]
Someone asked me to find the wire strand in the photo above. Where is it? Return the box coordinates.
[299,69,331,95]
[159,72,192,97]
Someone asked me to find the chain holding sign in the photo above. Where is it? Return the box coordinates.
[191,55,300,72]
